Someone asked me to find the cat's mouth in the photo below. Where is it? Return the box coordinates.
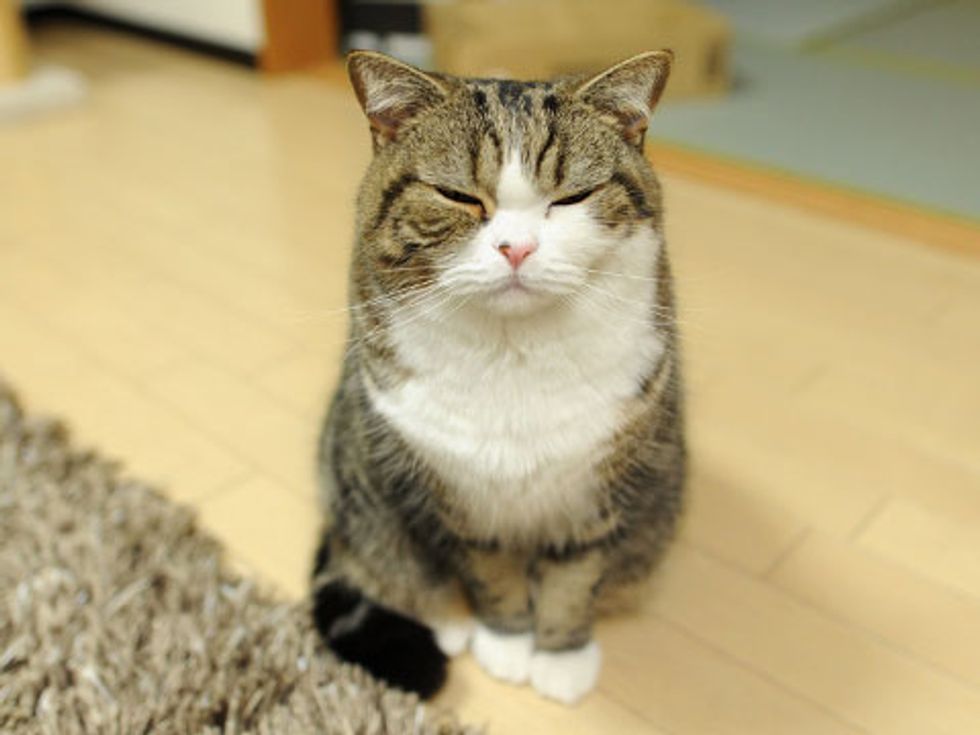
[497,275,531,294]
[482,274,546,313]
[484,270,580,304]
[442,267,580,315]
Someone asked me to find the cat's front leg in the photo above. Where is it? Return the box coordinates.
[460,546,536,684]
[529,549,604,704]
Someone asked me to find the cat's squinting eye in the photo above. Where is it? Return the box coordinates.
[435,187,486,216]
[551,188,598,207]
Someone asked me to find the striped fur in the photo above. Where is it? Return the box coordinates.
[313,51,684,704]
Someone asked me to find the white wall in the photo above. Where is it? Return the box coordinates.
[22,0,265,52]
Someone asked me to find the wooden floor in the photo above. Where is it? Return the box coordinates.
[3,26,980,734]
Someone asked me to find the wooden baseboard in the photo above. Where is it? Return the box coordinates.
[647,141,980,258]
[25,6,256,67]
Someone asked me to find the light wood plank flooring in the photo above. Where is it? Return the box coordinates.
[2,24,979,734]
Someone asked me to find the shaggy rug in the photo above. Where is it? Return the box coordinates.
[0,380,474,734]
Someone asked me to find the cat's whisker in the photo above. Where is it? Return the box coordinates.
[582,267,661,284]
[359,285,460,339]
[370,292,464,350]
[570,284,687,332]
[579,281,661,311]
[586,282,719,334]
[433,290,474,326]
[341,284,456,359]
[579,280,700,317]
[283,281,441,323]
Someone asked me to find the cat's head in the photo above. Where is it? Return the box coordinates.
[348,50,671,317]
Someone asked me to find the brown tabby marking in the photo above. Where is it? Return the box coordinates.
[314,51,684,695]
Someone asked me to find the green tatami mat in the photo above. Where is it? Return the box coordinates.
[701,0,914,48]
[651,35,980,221]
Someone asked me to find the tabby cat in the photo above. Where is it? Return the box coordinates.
[312,49,685,705]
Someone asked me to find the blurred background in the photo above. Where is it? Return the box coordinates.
[6,0,978,217]
[2,2,979,734]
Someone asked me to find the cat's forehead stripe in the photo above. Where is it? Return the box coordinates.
[495,80,524,110]
[496,149,540,209]
[462,79,568,192]
[533,127,557,179]
[466,79,556,117]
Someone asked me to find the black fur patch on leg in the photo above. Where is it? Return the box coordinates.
[312,581,448,699]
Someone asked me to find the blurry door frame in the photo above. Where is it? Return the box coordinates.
[261,0,339,71]
[0,0,30,84]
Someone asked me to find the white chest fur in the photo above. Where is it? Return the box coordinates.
[367,239,664,543]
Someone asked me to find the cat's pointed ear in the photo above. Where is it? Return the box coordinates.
[574,50,673,148]
[347,51,448,146]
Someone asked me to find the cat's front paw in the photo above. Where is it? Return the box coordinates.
[529,641,601,705]
[431,617,474,657]
[472,624,534,684]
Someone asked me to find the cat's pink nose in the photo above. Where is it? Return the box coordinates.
[498,241,537,269]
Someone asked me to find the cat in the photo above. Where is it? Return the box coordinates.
[312,49,685,705]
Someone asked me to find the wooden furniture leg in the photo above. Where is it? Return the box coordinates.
[0,0,30,86]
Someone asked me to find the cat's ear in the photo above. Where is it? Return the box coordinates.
[574,50,673,148]
[347,51,448,146]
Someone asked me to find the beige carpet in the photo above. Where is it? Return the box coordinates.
[0,379,473,734]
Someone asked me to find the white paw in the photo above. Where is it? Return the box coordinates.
[431,617,474,657]
[530,641,602,705]
[472,624,534,684]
